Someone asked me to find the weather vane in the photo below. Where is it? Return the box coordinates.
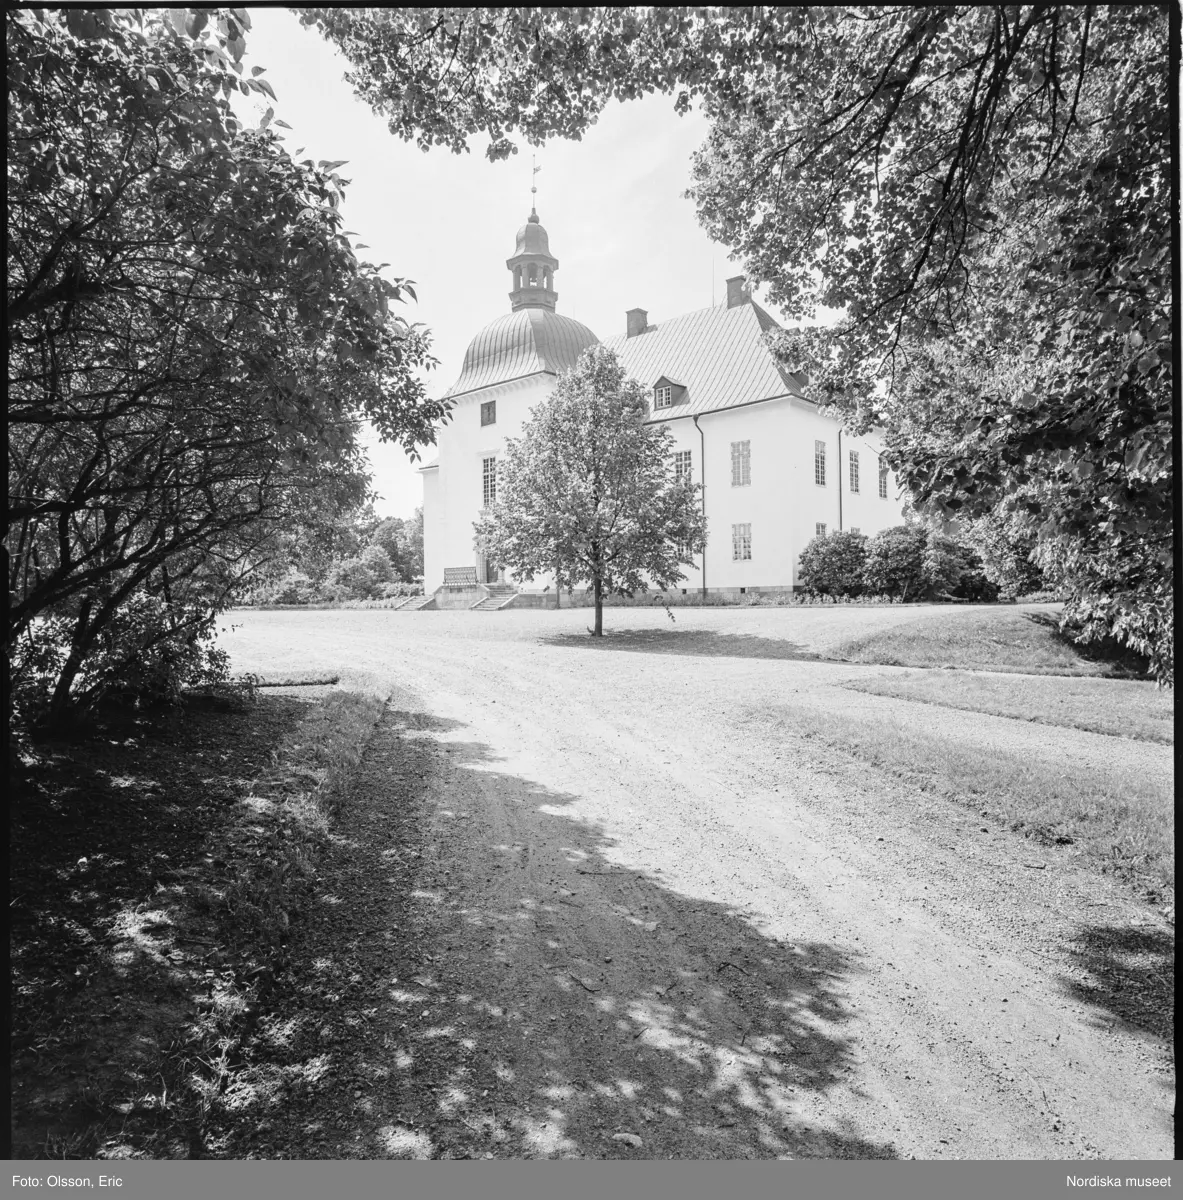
[531,155,541,213]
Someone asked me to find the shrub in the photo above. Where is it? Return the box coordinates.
[961,512,1045,599]
[267,569,318,606]
[325,556,377,602]
[359,544,396,586]
[920,532,966,598]
[798,530,869,596]
[11,595,231,730]
[862,526,928,600]
[949,547,1000,602]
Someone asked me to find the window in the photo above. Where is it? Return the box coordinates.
[850,526,860,535]
[731,440,751,487]
[732,523,751,561]
[849,449,860,493]
[815,522,827,538]
[879,461,889,499]
[655,385,673,408]
[814,440,826,486]
[674,450,692,481]
[482,456,497,507]
[480,400,496,426]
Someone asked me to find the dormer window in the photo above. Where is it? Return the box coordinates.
[653,376,687,409]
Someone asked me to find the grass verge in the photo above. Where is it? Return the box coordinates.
[829,607,1143,676]
[164,689,386,1155]
[843,671,1173,745]
[9,687,386,1159]
[766,703,1173,902]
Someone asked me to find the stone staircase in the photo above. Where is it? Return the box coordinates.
[470,584,518,612]
[397,594,435,611]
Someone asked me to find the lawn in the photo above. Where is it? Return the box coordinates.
[843,671,1173,744]
[765,702,1174,898]
[828,606,1141,676]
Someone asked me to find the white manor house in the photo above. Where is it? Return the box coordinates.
[420,208,906,605]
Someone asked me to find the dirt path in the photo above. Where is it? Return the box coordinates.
[216,611,1173,1159]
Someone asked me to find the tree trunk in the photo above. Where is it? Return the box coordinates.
[593,573,603,636]
[44,599,95,729]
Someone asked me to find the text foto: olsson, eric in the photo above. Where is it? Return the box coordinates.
[12,1178,122,1189]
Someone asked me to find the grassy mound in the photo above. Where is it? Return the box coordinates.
[830,607,1145,677]
[844,671,1173,744]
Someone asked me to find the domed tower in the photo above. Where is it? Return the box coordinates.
[443,209,598,397]
[506,207,559,312]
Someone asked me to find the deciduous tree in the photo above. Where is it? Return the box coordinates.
[474,346,706,636]
[8,8,446,725]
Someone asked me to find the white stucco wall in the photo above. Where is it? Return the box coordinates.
[424,372,557,592]
[420,464,442,591]
[423,383,907,595]
[657,399,904,591]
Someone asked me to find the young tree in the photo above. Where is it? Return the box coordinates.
[474,346,706,636]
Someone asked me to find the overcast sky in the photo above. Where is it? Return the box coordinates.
[237,9,820,519]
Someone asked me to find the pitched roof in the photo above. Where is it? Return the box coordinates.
[444,307,599,398]
[602,300,806,418]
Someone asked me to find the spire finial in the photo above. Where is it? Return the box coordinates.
[530,155,541,221]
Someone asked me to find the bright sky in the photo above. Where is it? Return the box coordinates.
[237,9,820,519]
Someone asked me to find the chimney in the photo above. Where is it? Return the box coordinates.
[725,275,751,309]
[626,307,648,338]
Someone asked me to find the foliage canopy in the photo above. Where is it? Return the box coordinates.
[8,8,445,725]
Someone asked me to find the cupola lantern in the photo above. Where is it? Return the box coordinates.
[507,208,560,313]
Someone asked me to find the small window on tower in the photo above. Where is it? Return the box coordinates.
[879,461,889,499]
[816,522,827,538]
[849,449,860,493]
[481,400,496,426]
[655,385,672,408]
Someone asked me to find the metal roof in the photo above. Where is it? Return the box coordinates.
[445,307,600,398]
[603,300,806,419]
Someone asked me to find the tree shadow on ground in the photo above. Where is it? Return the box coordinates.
[1061,922,1174,1044]
[213,708,895,1160]
[542,628,825,662]
[9,694,313,1158]
[1022,611,1150,678]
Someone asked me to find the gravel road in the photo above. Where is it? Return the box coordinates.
[217,608,1173,1160]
